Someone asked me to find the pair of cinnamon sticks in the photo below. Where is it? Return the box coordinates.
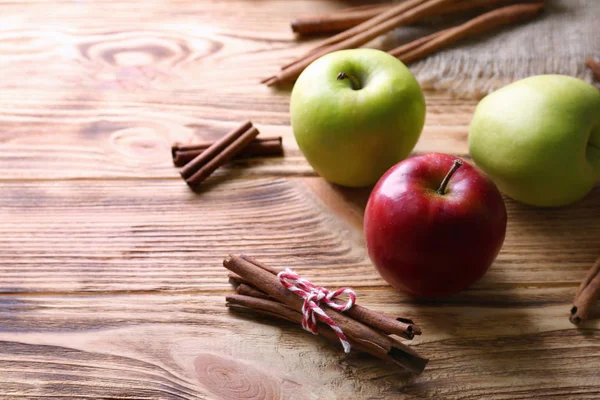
[172,121,283,189]
[224,255,428,374]
[263,0,545,86]
[570,257,600,325]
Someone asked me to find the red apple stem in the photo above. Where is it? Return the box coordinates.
[437,159,463,195]
[337,72,361,90]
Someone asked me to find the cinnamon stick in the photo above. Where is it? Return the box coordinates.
[223,255,428,373]
[184,126,260,189]
[280,0,529,73]
[337,4,393,14]
[389,29,447,59]
[290,0,530,37]
[239,254,421,339]
[226,294,374,355]
[585,58,600,82]
[570,257,600,324]
[180,121,252,180]
[296,0,428,55]
[291,4,392,36]
[263,0,457,86]
[228,272,252,287]
[172,136,282,167]
[236,283,272,300]
[390,2,545,64]
[239,254,280,275]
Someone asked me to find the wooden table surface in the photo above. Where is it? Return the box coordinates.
[1,1,599,399]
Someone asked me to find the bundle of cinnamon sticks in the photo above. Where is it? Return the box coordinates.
[172,121,283,190]
[223,255,428,373]
[263,0,545,86]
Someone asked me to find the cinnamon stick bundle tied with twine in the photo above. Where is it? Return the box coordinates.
[263,0,545,86]
[223,254,428,373]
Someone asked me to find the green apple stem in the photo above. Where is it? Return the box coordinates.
[437,159,463,195]
[337,72,360,90]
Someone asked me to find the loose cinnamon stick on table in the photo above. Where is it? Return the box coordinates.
[180,122,260,189]
[180,120,252,180]
[290,0,530,37]
[263,0,457,86]
[291,4,392,36]
[570,257,600,324]
[281,0,530,73]
[390,2,545,64]
[239,254,421,339]
[172,136,282,167]
[389,29,447,59]
[585,58,600,81]
[223,255,428,373]
[293,0,428,57]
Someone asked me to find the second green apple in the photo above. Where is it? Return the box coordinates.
[290,49,426,187]
[469,75,600,207]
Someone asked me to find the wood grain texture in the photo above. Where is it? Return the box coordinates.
[0,294,599,399]
[0,0,599,398]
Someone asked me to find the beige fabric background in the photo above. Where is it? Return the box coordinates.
[387,0,599,97]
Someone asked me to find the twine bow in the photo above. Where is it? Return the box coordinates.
[277,268,356,353]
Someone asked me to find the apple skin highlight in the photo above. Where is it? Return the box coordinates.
[364,153,507,297]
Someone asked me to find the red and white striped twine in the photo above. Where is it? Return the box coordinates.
[277,268,356,353]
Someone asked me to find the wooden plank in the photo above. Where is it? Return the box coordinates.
[0,0,474,180]
[0,177,598,298]
[0,90,472,180]
[0,0,598,397]
[0,293,598,399]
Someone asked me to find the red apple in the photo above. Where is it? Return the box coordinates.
[364,153,507,297]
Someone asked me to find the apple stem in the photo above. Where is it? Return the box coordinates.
[337,72,360,90]
[437,159,463,195]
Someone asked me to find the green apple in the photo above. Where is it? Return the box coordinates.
[469,75,600,207]
[290,48,426,187]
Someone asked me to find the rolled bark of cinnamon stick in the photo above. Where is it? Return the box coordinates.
[389,2,545,64]
[290,0,530,37]
[291,4,392,36]
[239,254,421,339]
[586,58,600,82]
[236,283,272,300]
[388,29,448,59]
[240,254,280,275]
[263,0,456,86]
[184,126,260,189]
[570,257,600,324]
[226,294,375,355]
[228,272,252,287]
[172,137,283,167]
[300,0,428,55]
[223,255,428,373]
[180,121,252,180]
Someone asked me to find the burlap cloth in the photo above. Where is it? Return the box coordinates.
[386,0,599,97]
